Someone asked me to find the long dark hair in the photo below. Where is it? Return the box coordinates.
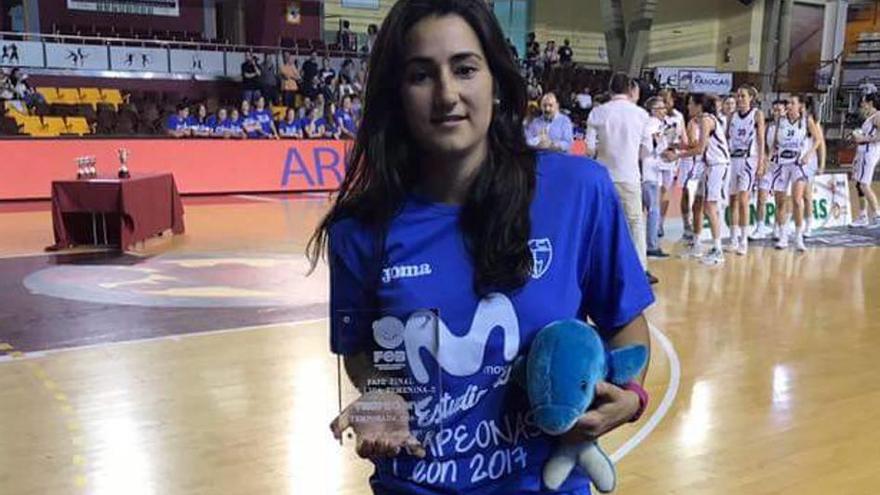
[307,0,535,295]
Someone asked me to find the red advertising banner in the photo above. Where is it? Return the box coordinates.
[1,139,351,200]
[1,138,588,201]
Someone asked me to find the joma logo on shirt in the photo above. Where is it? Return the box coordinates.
[382,263,432,284]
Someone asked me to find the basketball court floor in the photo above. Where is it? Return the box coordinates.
[0,191,878,495]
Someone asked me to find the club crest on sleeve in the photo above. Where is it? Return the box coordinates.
[529,238,553,279]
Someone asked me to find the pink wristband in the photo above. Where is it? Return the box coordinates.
[623,381,649,423]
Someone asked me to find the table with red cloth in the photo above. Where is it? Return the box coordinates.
[49,173,185,250]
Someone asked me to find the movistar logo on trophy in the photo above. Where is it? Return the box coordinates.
[371,293,520,383]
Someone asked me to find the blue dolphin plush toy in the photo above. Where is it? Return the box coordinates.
[515,319,648,492]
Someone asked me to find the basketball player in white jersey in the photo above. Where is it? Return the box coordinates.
[772,94,822,251]
[802,96,826,236]
[658,89,689,238]
[851,92,880,226]
[670,100,705,242]
[673,93,731,264]
[726,85,765,255]
[719,94,736,132]
[750,99,787,239]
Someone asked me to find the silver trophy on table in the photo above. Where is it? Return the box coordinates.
[117,148,131,178]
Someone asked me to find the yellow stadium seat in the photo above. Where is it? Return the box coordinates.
[271,106,287,120]
[36,87,59,103]
[17,116,55,136]
[42,117,67,135]
[79,88,103,107]
[56,88,81,105]
[99,89,124,109]
[3,101,28,117]
[64,117,91,136]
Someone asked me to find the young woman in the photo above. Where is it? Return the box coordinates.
[750,99,787,240]
[658,88,689,238]
[674,98,706,247]
[801,96,826,236]
[772,95,822,251]
[850,92,880,227]
[308,1,654,493]
[643,96,670,258]
[719,94,736,132]
[726,85,765,255]
[278,107,302,138]
[674,94,730,264]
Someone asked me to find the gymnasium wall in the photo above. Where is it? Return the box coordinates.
[37,0,206,34]
[529,0,764,71]
[244,0,322,46]
[321,0,395,42]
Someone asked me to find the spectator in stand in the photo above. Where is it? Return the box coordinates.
[302,106,322,139]
[166,104,191,138]
[208,107,228,137]
[338,20,357,52]
[9,68,45,110]
[0,69,14,100]
[340,58,357,86]
[506,37,519,59]
[227,108,246,139]
[188,103,213,137]
[525,92,573,152]
[526,32,540,68]
[320,102,342,139]
[351,94,363,122]
[278,107,302,138]
[252,96,279,139]
[336,95,358,139]
[543,40,559,68]
[279,52,300,108]
[526,76,543,102]
[241,50,261,102]
[337,75,356,101]
[240,99,262,138]
[260,54,279,105]
[363,24,378,56]
[559,38,574,65]
[320,57,336,86]
[303,74,321,100]
[301,51,320,96]
[315,93,327,116]
[576,84,593,111]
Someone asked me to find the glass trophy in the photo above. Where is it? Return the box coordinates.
[334,307,443,457]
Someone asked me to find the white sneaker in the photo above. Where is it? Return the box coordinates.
[850,213,869,228]
[794,233,806,252]
[702,247,725,265]
[724,237,739,252]
[736,238,748,256]
[772,225,782,241]
[682,242,703,259]
[775,235,789,250]
[803,223,813,238]
[749,224,766,240]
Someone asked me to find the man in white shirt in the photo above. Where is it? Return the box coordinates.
[585,73,653,281]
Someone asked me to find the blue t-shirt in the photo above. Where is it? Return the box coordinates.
[254,108,274,135]
[278,119,300,137]
[336,108,357,134]
[241,110,261,138]
[186,116,211,134]
[329,152,654,494]
[166,114,186,132]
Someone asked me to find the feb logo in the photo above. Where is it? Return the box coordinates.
[529,238,553,279]
[372,316,407,371]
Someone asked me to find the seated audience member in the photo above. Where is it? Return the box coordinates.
[188,103,213,137]
[278,107,302,138]
[252,96,279,139]
[319,102,342,140]
[524,92,573,152]
[240,99,262,138]
[166,104,191,138]
[351,95,363,122]
[302,106,322,139]
[208,107,229,137]
[227,108,247,139]
[335,95,358,139]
